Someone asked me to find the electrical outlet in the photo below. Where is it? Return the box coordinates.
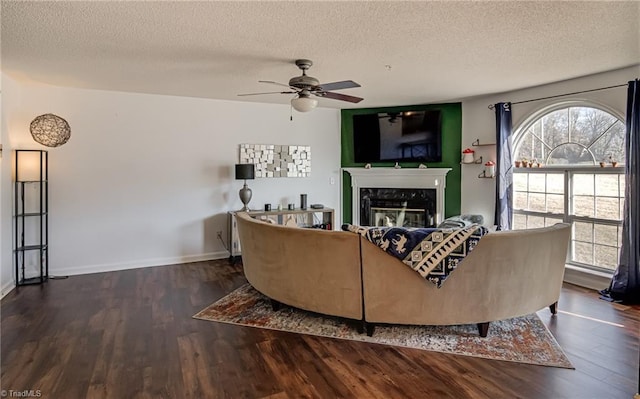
[329,177,335,185]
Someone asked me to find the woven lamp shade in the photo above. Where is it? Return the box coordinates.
[30,114,71,147]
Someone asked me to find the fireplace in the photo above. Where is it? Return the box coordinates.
[360,188,436,227]
[342,167,451,227]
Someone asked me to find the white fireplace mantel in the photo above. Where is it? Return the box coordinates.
[342,167,452,225]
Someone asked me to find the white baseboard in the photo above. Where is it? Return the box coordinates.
[5,255,610,297]
[563,265,612,291]
[0,280,15,299]
[51,251,230,277]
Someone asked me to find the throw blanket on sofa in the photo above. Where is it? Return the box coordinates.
[342,224,489,288]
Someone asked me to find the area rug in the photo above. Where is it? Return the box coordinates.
[194,284,573,369]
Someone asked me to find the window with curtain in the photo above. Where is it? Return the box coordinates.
[512,104,626,272]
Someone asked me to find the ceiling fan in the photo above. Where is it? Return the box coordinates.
[238,59,363,112]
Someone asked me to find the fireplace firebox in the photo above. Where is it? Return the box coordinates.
[360,188,436,228]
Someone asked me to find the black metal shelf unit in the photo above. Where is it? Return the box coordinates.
[14,150,49,286]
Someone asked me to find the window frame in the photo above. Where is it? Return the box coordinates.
[512,101,625,274]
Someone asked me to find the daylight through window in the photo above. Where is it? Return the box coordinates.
[512,104,625,272]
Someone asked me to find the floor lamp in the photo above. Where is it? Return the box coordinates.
[235,164,255,211]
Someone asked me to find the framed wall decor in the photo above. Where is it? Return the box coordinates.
[239,144,311,178]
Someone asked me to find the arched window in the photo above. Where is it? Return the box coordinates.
[512,103,626,272]
[514,105,625,166]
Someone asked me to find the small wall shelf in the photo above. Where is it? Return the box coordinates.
[478,171,495,179]
[472,139,496,147]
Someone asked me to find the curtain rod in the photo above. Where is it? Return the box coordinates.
[487,83,628,110]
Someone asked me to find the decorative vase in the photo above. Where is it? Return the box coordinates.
[462,149,475,163]
[239,184,252,211]
[484,161,495,177]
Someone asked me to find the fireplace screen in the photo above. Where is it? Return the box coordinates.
[360,188,436,228]
[371,206,429,228]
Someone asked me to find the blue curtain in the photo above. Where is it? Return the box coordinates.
[603,80,640,303]
[494,102,513,230]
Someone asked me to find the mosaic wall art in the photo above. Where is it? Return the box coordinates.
[239,144,311,178]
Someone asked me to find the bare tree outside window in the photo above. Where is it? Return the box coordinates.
[516,107,625,165]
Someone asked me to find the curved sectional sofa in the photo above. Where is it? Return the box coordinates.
[235,211,571,336]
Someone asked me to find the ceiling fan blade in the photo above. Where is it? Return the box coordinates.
[237,91,296,96]
[319,91,364,103]
[258,80,299,90]
[318,80,361,91]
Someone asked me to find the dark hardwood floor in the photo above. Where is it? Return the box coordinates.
[1,259,638,398]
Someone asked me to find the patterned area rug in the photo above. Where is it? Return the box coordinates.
[194,284,573,369]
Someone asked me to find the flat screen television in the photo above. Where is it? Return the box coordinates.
[352,109,442,163]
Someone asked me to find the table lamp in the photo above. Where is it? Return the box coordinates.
[235,164,255,211]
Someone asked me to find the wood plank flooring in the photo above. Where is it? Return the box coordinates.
[1,259,638,398]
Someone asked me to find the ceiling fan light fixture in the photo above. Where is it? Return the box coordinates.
[291,95,318,112]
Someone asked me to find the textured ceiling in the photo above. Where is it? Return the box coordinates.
[2,1,639,109]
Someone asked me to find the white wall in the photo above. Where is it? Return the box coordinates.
[461,65,640,222]
[0,78,341,288]
[0,76,22,296]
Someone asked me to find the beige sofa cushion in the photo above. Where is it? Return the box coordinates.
[235,212,364,320]
[361,223,571,325]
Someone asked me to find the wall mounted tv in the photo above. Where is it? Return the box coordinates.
[352,109,442,163]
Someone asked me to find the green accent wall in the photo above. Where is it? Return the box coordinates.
[341,103,462,223]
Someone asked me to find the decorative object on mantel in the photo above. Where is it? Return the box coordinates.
[30,114,71,147]
[235,163,255,211]
[364,163,372,169]
[394,162,401,169]
[419,164,427,169]
[239,143,310,178]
